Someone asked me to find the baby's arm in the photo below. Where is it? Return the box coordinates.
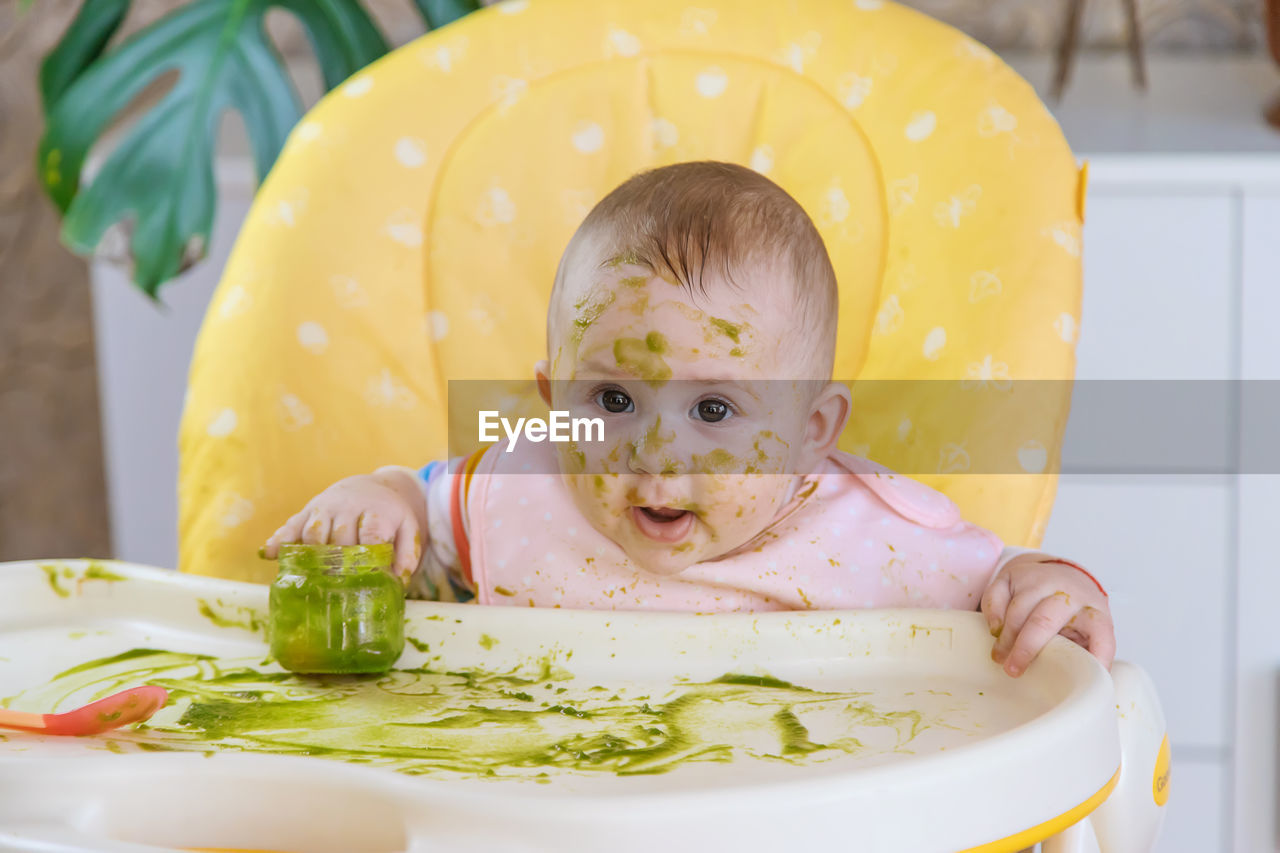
[981,551,1114,677]
[263,466,434,586]
[403,462,474,602]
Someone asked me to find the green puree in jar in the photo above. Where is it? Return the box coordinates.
[269,544,405,674]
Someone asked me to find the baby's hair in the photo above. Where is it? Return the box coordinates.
[553,161,839,376]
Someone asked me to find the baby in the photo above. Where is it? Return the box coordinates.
[264,161,1114,678]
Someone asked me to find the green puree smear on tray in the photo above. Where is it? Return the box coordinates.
[39,562,127,599]
[4,649,927,780]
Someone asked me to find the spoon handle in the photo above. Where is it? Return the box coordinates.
[0,707,48,733]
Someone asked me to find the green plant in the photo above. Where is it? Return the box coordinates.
[36,0,481,298]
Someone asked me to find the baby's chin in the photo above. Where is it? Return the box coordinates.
[621,542,702,577]
[613,510,725,576]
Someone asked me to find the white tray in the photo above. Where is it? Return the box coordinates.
[0,560,1120,853]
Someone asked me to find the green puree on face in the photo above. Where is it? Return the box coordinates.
[613,332,672,387]
[268,544,405,675]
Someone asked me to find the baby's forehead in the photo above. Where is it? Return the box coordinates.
[555,256,661,309]
[555,246,796,320]
[556,276,816,383]
[556,267,767,341]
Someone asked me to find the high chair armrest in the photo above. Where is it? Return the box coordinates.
[1089,661,1170,853]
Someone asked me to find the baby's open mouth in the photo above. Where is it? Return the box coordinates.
[640,506,687,522]
[631,505,695,544]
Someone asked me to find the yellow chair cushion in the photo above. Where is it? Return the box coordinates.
[179,0,1083,583]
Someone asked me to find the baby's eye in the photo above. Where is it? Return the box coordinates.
[596,388,634,414]
[693,398,731,423]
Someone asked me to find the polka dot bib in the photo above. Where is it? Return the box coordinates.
[468,439,1004,611]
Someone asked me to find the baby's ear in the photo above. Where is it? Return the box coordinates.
[534,360,553,406]
[801,382,852,468]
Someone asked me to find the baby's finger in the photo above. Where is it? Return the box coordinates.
[1003,593,1076,677]
[1069,605,1117,668]
[329,511,361,547]
[301,510,333,545]
[980,572,1012,635]
[392,519,421,585]
[991,589,1044,662]
[263,512,308,557]
[357,511,397,545]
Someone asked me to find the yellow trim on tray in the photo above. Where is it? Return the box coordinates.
[957,767,1121,853]
[1153,734,1171,806]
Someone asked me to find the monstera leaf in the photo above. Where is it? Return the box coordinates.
[36,0,477,298]
[411,0,482,29]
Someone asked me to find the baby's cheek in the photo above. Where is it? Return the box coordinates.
[750,429,795,474]
[558,441,587,475]
[598,439,627,475]
[565,472,627,526]
[566,437,628,476]
[697,475,789,539]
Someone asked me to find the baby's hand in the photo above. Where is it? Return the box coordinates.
[262,469,425,584]
[980,555,1114,677]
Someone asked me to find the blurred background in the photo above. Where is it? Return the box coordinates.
[1,0,1278,850]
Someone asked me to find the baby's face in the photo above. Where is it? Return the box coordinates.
[544,261,823,576]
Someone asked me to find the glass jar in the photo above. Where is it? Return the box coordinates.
[268,543,405,674]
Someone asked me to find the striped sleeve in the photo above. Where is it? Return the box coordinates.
[405,453,483,603]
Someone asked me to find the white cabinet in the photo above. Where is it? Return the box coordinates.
[1042,477,1231,853]
[1012,54,1280,850]
[1076,192,1235,381]
[1043,477,1231,748]
[1235,194,1280,853]
[1161,761,1229,853]
[1042,174,1280,853]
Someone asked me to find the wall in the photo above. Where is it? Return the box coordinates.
[0,2,111,560]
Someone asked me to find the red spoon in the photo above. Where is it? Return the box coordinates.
[0,686,169,736]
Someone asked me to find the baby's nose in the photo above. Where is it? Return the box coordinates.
[627,418,688,476]
[627,443,687,476]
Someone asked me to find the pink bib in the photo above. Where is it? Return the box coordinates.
[467,441,1002,612]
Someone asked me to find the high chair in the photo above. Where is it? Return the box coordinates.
[176,0,1169,849]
